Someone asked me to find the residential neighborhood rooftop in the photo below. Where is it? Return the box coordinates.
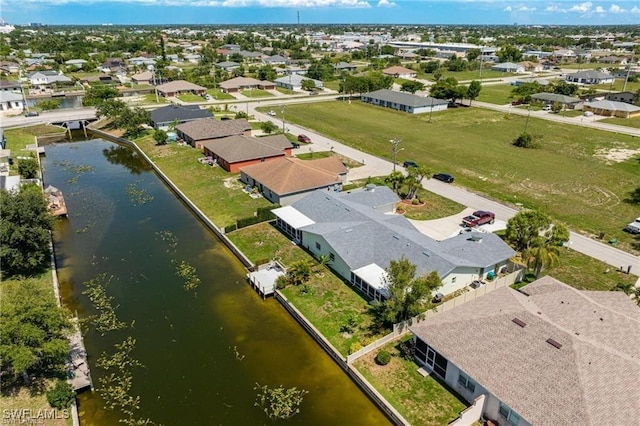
[175,118,250,141]
[410,276,640,426]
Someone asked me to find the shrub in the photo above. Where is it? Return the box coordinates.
[412,198,420,205]
[512,132,539,149]
[47,380,75,409]
[17,157,39,179]
[349,341,363,355]
[375,350,391,366]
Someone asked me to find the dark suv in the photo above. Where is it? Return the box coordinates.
[433,173,454,183]
[297,134,311,143]
[25,111,39,117]
[403,160,418,169]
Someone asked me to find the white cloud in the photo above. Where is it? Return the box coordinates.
[595,5,604,12]
[545,5,558,12]
[503,5,512,11]
[377,0,395,7]
[608,4,625,13]
[631,6,640,13]
[8,0,374,6]
[518,6,536,11]
[569,2,592,12]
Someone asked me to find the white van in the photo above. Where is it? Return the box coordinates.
[542,104,552,111]
[624,217,640,234]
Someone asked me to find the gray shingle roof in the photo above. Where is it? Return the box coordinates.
[410,276,640,426]
[567,70,612,79]
[587,99,640,112]
[531,92,581,104]
[363,89,448,108]
[176,118,250,141]
[289,187,514,277]
[150,105,213,126]
[201,134,289,163]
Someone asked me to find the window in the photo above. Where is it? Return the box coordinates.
[451,277,456,283]
[329,252,335,262]
[457,372,476,393]
[315,242,321,250]
[499,403,521,426]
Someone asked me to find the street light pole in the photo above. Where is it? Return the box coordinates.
[281,104,286,134]
[390,138,402,172]
[523,106,532,134]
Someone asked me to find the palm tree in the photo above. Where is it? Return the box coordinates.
[523,244,560,279]
[286,260,312,286]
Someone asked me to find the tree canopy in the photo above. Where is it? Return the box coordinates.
[0,185,55,277]
[375,257,440,325]
[0,277,71,383]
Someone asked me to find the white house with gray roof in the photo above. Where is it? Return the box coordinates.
[362,89,448,114]
[565,70,614,85]
[273,186,515,300]
[410,276,640,426]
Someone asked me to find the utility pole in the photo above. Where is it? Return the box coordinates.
[281,104,286,134]
[390,138,402,171]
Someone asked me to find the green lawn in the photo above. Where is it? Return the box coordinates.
[475,84,514,104]
[539,247,638,291]
[5,125,66,152]
[136,93,169,104]
[177,93,205,102]
[206,88,235,100]
[322,80,341,91]
[275,87,295,95]
[241,88,272,98]
[226,222,385,355]
[419,69,514,82]
[591,79,640,93]
[280,101,640,255]
[599,115,640,129]
[354,337,467,426]
[134,133,271,227]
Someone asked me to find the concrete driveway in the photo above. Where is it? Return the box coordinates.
[408,208,508,241]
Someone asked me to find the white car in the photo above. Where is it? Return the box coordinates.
[267,110,276,116]
[583,111,593,117]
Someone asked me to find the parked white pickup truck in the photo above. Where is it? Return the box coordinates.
[624,217,640,234]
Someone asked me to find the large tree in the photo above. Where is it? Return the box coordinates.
[504,210,551,252]
[466,80,482,106]
[376,257,440,325]
[0,185,55,277]
[400,80,425,94]
[83,85,119,106]
[0,277,71,384]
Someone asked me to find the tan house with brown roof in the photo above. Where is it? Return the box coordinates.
[202,134,293,173]
[175,118,251,149]
[240,156,347,205]
[156,80,207,97]
[382,66,417,78]
[410,276,640,426]
[218,76,276,93]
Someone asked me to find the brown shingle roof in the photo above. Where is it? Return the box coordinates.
[201,134,289,163]
[240,156,346,195]
[176,118,250,141]
[410,276,640,426]
[382,66,415,75]
[156,79,206,93]
[219,76,270,90]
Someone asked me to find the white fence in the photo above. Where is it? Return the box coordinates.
[347,269,524,364]
[448,395,485,426]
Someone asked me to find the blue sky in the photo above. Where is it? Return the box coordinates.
[3,1,640,25]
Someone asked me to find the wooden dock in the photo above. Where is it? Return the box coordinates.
[44,185,68,217]
[247,261,286,299]
[67,321,93,392]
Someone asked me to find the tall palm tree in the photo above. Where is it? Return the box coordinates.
[523,244,560,279]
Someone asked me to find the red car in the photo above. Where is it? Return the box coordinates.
[297,134,311,143]
[462,210,495,227]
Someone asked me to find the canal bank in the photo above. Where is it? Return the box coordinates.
[43,137,391,425]
[88,128,407,425]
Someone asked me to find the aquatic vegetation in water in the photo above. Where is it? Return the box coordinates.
[254,383,308,420]
[96,337,153,425]
[54,160,94,184]
[82,274,127,335]
[156,230,178,253]
[126,183,154,206]
[173,260,201,291]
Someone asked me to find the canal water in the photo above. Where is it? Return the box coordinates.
[42,138,390,425]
